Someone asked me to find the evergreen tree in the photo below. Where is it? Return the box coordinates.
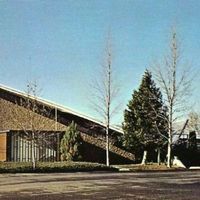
[60,121,82,161]
[122,70,167,164]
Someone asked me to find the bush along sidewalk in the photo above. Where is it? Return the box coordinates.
[0,162,117,173]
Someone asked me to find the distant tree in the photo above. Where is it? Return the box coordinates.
[188,112,200,135]
[122,70,167,164]
[60,121,82,161]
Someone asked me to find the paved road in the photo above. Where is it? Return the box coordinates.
[0,171,199,199]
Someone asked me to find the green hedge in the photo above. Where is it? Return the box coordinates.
[0,162,117,173]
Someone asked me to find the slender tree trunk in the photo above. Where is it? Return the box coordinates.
[31,132,36,170]
[105,87,110,167]
[57,133,60,161]
[106,125,109,166]
[167,108,173,168]
[55,107,60,161]
[167,139,171,168]
[141,150,147,165]
[105,55,111,167]
[167,120,173,168]
[157,148,161,165]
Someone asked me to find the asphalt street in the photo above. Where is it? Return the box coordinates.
[0,171,199,199]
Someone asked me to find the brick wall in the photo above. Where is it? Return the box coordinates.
[0,133,7,161]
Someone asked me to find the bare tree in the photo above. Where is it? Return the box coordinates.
[90,36,120,166]
[188,112,200,135]
[153,30,193,168]
[4,82,60,170]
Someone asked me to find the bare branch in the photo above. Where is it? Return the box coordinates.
[152,29,194,168]
[89,33,120,166]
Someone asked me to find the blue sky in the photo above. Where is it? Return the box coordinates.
[0,0,200,125]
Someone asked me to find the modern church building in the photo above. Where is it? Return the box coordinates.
[0,85,134,164]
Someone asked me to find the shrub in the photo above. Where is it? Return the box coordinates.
[60,122,82,161]
[0,161,116,173]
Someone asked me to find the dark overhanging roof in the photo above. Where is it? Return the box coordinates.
[0,84,123,135]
